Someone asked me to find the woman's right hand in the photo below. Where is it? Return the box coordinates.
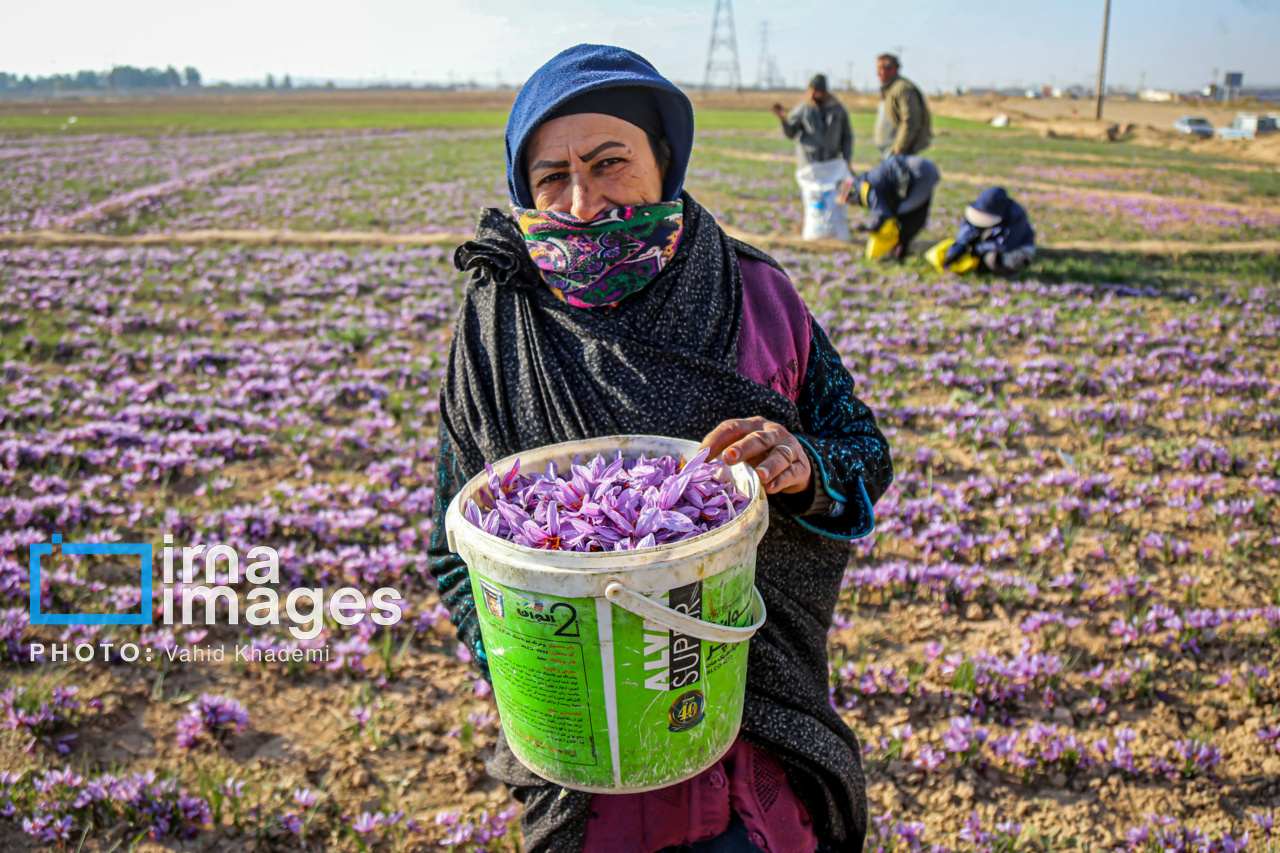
[701,417,812,496]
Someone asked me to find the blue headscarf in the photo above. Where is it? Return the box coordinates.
[505,44,695,208]
[965,187,1015,226]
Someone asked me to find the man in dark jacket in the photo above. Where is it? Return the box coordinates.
[774,74,857,240]
[874,54,932,158]
[773,74,854,167]
[943,187,1037,274]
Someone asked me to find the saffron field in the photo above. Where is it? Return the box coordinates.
[2,102,1279,852]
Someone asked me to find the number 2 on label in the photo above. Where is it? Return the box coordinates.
[551,602,579,637]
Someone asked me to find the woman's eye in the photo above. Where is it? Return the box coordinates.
[596,158,625,169]
[536,172,567,187]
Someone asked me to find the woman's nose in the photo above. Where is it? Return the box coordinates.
[569,181,608,222]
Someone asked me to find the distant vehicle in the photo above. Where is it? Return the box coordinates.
[1216,114,1279,140]
[1173,116,1214,138]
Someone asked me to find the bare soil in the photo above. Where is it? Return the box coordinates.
[930,94,1280,164]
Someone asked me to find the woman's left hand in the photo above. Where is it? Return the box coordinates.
[701,417,812,495]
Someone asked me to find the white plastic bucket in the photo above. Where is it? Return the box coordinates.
[444,435,769,793]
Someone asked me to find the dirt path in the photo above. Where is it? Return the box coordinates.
[6,227,1277,256]
[1040,237,1280,253]
[54,145,318,227]
[705,147,1280,213]
[1015,148,1275,174]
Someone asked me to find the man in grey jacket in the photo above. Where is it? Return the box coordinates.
[772,74,854,166]
[874,54,932,158]
[773,74,855,239]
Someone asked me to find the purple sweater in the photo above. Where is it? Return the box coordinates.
[734,256,811,404]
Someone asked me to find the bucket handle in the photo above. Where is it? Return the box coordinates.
[604,581,767,644]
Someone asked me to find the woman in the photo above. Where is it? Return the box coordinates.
[941,186,1037,275]
[429,44,893,853]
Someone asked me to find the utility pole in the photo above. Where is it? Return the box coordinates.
[703,0,743,95]
[1094,0,1112,119]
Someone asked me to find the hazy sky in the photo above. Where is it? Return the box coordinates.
[9,0,1279,92]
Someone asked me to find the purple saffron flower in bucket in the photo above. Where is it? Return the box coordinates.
[463,501,502,536]
[464,448,748,552]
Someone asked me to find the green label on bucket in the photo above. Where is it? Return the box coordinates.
[477,586,606,774]
[469,559,756,792]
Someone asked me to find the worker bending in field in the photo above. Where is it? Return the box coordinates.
[840,153,940,260]
[931,187,1037,274]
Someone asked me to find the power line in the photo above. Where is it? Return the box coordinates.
[703,0,742,95]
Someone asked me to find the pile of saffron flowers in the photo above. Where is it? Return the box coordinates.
[463,449,749,552]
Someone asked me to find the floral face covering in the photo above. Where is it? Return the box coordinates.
[513,200,684,308]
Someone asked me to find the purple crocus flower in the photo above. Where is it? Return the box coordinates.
[351,811,379,834]
[175,693,249,748]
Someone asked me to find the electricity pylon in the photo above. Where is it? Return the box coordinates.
[703,0,742,95]
[755,21,782,90]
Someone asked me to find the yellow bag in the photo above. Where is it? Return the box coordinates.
[925,239,981,274]
[925,239,953,272]
[865,218,900,260]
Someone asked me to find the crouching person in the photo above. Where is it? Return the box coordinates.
[932,187,1036,275]
[841,153,940,261]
